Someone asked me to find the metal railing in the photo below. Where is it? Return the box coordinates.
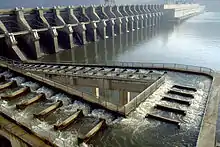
[0,56,215,77]
[2,63,128,115]
[24,59,214,77]
[0,57,215,115]
[0,57,215,147]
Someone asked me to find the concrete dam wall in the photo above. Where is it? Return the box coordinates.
[0,4,204,61]
[0,4,164,60]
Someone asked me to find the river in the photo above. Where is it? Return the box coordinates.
[38,6,220,145]
[1,0,220,146]
[39,11,220,71]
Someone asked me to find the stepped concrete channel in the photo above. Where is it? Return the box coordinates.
[0,4,204,61]
[0,58,218,147]
[0,3,214,147]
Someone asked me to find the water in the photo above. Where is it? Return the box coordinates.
[1,0,220,146]
[0,68,211,147]
[37,10,220,145]
[39,12,220,71]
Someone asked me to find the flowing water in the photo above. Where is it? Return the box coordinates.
[0,69,211,147]
[1,0,220,146]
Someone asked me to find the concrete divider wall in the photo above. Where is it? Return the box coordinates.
[124,75,165,115]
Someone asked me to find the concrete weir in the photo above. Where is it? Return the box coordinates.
[155,104,186,115]
[1,86,30,100]
[78,118,107,144]
[146,113,180,128]
[167,89,194,98]
[0,80,17,91]
[172,84,197,92]
[54,109,84,130]
[33,100,63,119]
[16,93,46,110]
[162,96,191,106]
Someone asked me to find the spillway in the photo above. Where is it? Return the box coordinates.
[0,64,212,147]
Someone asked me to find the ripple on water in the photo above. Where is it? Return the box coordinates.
[10,76,26,85]
[21,81,40,91]
[36,86,54,98]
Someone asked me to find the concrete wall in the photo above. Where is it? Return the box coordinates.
[43,74,153,92]
[124,75,165,115]
[0,130,29,147]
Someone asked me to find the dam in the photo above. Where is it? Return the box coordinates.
[0,1,219,147]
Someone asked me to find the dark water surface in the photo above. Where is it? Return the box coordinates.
[40,12,220,70]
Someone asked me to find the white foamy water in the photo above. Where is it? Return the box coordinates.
[0,67,212,147]
[21,81,40,91]
[0,71,13,78]
[36,86,54,98]
[88,109,114,124]
[10,76,26,85]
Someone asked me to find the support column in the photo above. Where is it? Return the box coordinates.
[104,5,116,37]
[15,7,31,30]
[30,30,44,58]
[127,92,131,103]
[136,5,144,29]
[67,6,87,45]
[87,21,98,42]
[97,20,107,39]
[125,5,134,31]
[95,6,108,39]
[52,6,66,25]
[36,7,50,27]
[49,27,59,53]
[149,5,156,26]
[153,4,159,26]
[140,5,148,28]
[15,8,44,59]
[0,20,8,33]
[119,90,128,106]
[130,5,139,30]
[79,6,97,42]
[53,6,75,49]
[36,7,59,53]
[73,23,87,45]
[159,4,164,22]
[145,5,152,27]
[63,24,75,48]
[86,6,101,41]
[5,33,27,60]
[119,5,129,33]
[112,5,123,35]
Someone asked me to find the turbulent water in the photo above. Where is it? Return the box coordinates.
[0,69,211,147]
[0,0,220,146]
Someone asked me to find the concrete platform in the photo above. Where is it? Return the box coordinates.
[196,73,220,147]
[0,112,56,147]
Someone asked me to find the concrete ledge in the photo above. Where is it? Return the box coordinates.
[124,75,165,115]
[0,112,57,147]
[196,73,220,147]
[25,61,215,78]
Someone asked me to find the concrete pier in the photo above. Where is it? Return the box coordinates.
[1,87,30,100]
